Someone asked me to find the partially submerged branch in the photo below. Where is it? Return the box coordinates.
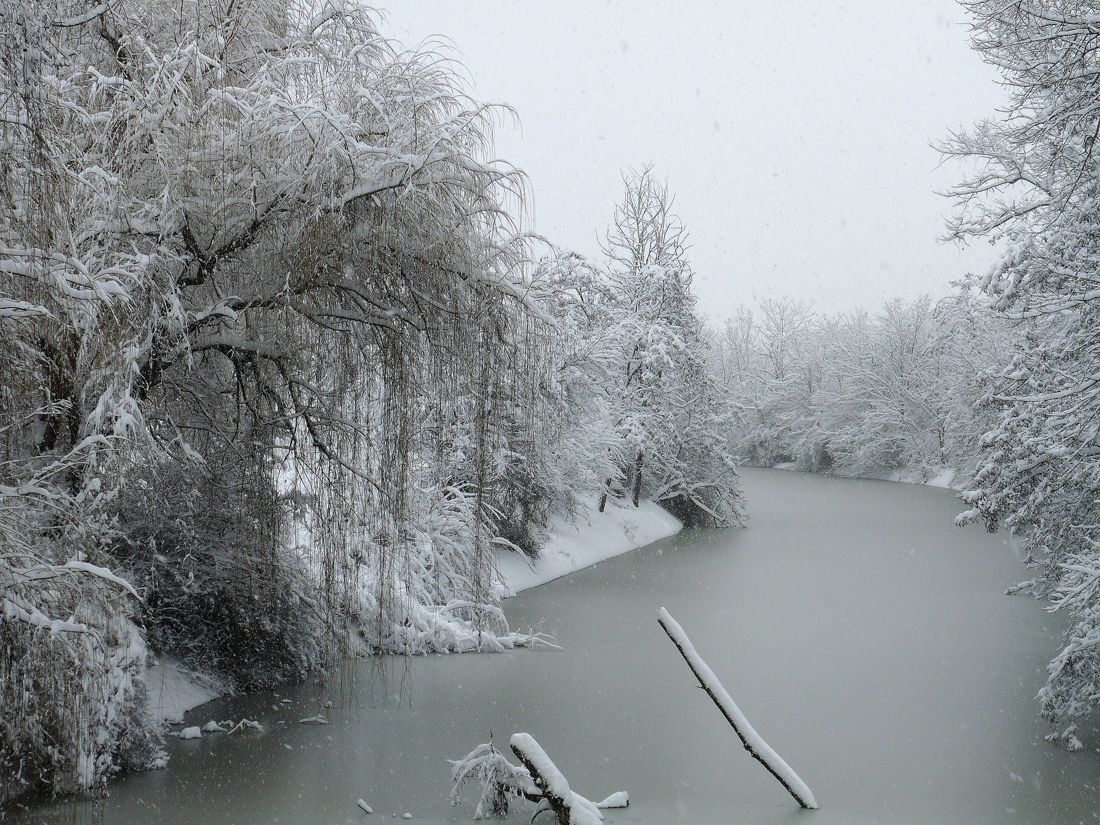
[657,607,818,810]
[450,735,626,823]
[509,733,603,825]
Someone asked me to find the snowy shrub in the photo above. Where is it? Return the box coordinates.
[449,741,536,818]
[347,485,552,654]
[0,589,152,802]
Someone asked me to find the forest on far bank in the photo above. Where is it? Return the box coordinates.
[4,0,1100,808]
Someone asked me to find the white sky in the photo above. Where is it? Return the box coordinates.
[380,1,1007,317]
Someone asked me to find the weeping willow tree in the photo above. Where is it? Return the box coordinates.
[1,0,555,801]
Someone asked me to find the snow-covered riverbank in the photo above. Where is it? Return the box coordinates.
[769,462,962,490]
[145,659,226,725]
[494,497,683,596]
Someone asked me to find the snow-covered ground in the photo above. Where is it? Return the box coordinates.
[881,466,958,489]
[770,462,961,490]
[494,497,682,596]
[145,658,225,724]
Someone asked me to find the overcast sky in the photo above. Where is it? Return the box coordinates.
[381,2,1007,317]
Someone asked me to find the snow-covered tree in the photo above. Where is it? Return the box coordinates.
[0,0,555,799]
[943,0,1100,726]
[726,299,826,470]
[0,0,159,800]
[599,168,745,527]
[713,294,1007,482]
[525,251,626,520]
[824,299,953,474]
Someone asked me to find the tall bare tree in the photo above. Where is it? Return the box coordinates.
[599,168,744,527]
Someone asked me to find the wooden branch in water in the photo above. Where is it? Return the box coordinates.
[509,733,603,825]
[657,607,818,810]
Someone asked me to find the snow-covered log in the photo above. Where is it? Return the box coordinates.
[657,607,818,809]
[508,733,603,825]
[451,737,625,822]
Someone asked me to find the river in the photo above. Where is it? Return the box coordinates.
[16,468,1100,824]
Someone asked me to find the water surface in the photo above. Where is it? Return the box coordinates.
[19,469,1100,824]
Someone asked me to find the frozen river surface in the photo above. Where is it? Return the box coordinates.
[23,468,1100,824]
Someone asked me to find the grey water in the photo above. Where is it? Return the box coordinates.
[19,468,1100,824]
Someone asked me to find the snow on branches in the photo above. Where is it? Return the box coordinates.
[945,0,1100,728]
[530,170,746,529]
[0,463,153,802]
[0,0,554,800]
[450,734,627,823]
[711,294,1009,482]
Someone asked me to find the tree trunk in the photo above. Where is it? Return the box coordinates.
[598,478,611,512]
[631,451,643,507]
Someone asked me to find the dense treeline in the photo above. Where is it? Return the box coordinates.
[711,293,1011,483]
[0,1,739,803]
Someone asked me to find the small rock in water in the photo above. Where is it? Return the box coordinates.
[402,815,412,820]
[201,720,226,733]
[178,726,201,740]
[356,798,373,814]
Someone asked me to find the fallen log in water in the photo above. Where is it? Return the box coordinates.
[450,736,626,822]
[658,607,818,810]
[509,733,604,825]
